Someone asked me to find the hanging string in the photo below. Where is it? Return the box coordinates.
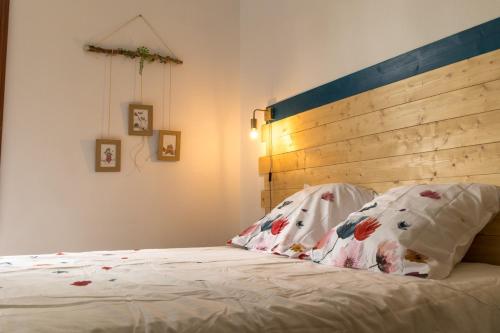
[131,57,147,172]
[168,63,172,130]
[100,58,107,139]
[161,63,173,130]
[96,15,142,45]
[161,64,166,128]
[94,14,178,59]
[140,15,178,59]
[107,52,113,137]
[100,54,113,139]
[140,68,143,102]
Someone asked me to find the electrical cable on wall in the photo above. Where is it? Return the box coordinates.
[268,119,273,213]
[250,107,275,215]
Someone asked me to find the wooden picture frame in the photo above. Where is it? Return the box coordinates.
[128,104,153,136]
[95,139,121,172]
[158,130,181,161]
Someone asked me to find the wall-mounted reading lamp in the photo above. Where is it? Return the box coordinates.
[250,107,274,139]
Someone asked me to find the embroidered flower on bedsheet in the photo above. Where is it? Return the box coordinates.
[333,241,364,268]
[313,229,335,250]
[405,249,428,263]
[271,217,289,235]
[71,281,92,286]
[419,190,441,200]
[238,223,259,237]
[397,221,411,230]
[321,191,335,202]
[277,201,293,209]
[353,217,380,241]
[298,253,310,260]
[336,216,368,239]
[376,241,399,273]
[289,243,305,253]
[261,214,282,232]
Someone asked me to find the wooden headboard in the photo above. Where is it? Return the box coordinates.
[259,49,500,265]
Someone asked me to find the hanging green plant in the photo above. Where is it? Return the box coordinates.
[137,46,152,75]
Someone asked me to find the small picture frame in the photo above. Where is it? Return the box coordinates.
[95,139,121,172]
[158,130,181,161]
[128,104,153,136]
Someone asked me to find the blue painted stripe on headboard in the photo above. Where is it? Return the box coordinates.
[270,17,500,121]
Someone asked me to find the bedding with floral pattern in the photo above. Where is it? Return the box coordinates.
[311,183,500,279]
[229,183,375,258]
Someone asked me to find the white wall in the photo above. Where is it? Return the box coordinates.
[0,0,240,255]
[239,0,500,228]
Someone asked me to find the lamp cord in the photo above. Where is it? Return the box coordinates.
[268,120,273,212]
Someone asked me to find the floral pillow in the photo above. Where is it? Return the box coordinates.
[228,183,375,259]
[311,183,500,279]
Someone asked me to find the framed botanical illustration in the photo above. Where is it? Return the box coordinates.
[95,139,121,172]
[128,104,153,136]
[158,130,181,161]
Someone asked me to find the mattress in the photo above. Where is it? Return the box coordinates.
[0,246,499,332]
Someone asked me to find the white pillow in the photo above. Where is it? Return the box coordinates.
[229,183,376,258]
[311,183,500,279]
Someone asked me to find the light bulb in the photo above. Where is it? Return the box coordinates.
[250,128,259,140]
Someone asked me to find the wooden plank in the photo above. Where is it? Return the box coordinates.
[263,49,500,141]
[265,142,500,190]
[267,80,500,155]
[464,234,500,265]
[261,109,500,173]
[259,150,305,174]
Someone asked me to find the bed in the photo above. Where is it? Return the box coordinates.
[1,246,499,332]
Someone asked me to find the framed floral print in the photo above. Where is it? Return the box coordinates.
[158,130,181,161]
[95,139,121,172]
[128,104,153,136]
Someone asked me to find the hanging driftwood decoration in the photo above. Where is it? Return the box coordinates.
[85,45,182,74]
[85,14,183,75]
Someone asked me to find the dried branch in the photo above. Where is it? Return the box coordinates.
[85,45,183,65]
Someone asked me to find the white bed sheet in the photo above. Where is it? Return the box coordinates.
[0,246,499,332]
